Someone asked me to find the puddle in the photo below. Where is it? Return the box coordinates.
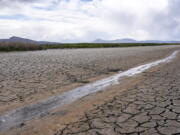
[0,50,179,132]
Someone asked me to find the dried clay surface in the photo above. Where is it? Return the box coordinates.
[55,51,180,135]
[0,46,179,110]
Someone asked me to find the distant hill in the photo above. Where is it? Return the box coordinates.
[1,36,180,44]
[0,36,58,44]
[94,38,137,43]
[93,38,180,43]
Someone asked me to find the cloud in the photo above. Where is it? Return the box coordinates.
[147,0,180,40]
[0,0,180,42]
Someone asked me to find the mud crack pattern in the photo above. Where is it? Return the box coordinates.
[55,56,180,135]
[0,46,179,106]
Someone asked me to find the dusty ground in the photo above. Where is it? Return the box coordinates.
[1,46,180,135]
[0,46,180,113]
[52,52,180,135]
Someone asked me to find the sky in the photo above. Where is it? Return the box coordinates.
[0,0,180,42]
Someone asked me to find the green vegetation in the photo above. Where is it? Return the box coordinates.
[44,43,179,49]
[0,42,179,52]
[0,42,43,52]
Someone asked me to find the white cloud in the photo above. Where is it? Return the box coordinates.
[0,0,180,42]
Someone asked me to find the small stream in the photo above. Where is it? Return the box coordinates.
[0,50,179,132]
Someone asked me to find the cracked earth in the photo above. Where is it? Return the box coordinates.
[0,46,179,112]
[54,54,180,135]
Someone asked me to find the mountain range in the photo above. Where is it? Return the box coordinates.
[93,38,180,43]
[0,36,180,44]
[0,36,57,44]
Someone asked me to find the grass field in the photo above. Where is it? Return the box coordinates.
[0,42,179,52]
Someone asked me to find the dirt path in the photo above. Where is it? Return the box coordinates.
[54,54,180,135]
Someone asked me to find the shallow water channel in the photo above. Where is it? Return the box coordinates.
[0,50,179,132]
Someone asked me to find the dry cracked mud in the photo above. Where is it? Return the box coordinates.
[0,46,180,113]
[54,51,180,135]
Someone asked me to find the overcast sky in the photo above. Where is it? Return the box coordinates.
[0,0,179,42]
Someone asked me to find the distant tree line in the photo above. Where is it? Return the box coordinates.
[0,42,179,52]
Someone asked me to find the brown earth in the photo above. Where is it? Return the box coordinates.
[53,52,180,135]
[0,46,180,114]
[2,47,180,135]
